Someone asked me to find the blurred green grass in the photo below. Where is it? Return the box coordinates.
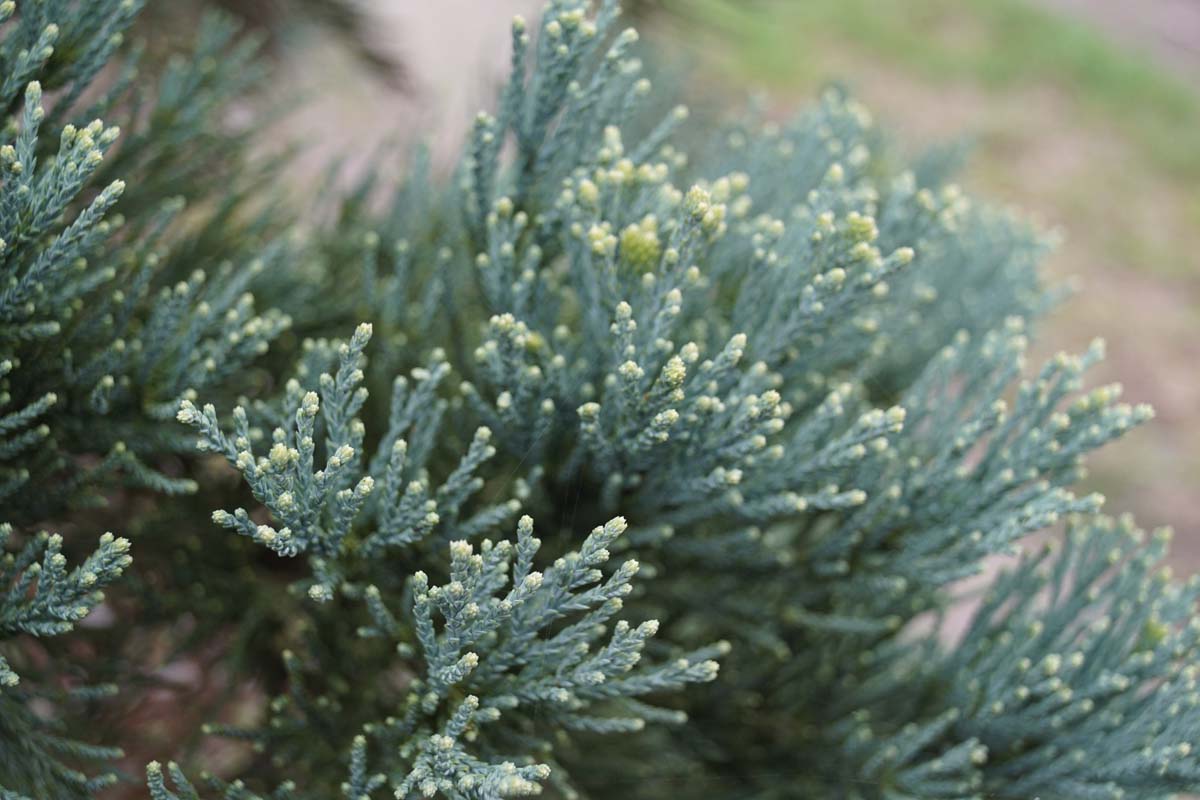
[682,0,1200,182]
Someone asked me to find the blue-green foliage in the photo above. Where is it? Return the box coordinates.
[169,0,1193,797]
[178,323,722,798]
[3,1,1198,799]
[170,1,1186,797]
[0,2,281,798]
[147,758,298,800]
[940,515,1200,798]
[0,524,130,798]
[0,3,285,525]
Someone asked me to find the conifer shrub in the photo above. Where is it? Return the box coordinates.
[2,1,1197,799]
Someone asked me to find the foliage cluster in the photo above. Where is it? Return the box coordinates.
[1,2,1194,799]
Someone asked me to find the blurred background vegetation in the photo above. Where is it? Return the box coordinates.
[167,0,1200,567]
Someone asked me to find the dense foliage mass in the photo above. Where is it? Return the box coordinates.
[1,1,1195,799]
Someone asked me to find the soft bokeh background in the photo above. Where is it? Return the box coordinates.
[210,0,1200,568]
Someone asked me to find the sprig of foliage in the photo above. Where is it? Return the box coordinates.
[0,524,130,798]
